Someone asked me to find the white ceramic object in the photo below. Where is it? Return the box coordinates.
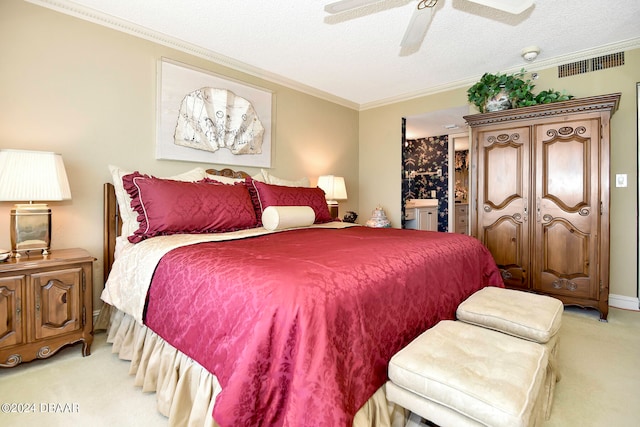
[366,206,391,228]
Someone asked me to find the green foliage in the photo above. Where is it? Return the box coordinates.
[534,89,574,104]
[467,69,573,113]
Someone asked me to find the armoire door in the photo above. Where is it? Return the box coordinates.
[532,119,601,299]
[476,126,531,289]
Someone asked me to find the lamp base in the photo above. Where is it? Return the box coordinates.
[327,200,339,219]
[10,204,51,257]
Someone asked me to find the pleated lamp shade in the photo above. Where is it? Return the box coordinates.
[317,175,347,203]
[0,149,71,256]
[0,149,71,202]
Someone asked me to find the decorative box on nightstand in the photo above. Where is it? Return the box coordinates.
[0,248,95,368]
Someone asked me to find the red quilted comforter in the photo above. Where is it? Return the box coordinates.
[144,226,501,427]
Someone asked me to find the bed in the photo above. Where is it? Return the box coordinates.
[98,166,502,427]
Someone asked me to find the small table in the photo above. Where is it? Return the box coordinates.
[0,248,95,367]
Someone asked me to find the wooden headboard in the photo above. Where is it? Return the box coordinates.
[103,168,251,283]
[205,168,250,179]
[103,182,120,284]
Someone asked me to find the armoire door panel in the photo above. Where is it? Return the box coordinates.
[543,219,590,275]
[533,119,600,298]
[477,127,530,289]
[483,134,525,209]
[483,215,528,288]
[537,217,598,299]
[542,125,592,211]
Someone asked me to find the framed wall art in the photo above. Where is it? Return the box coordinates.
[156,58,274,168]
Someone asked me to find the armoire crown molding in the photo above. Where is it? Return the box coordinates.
[464,93,622,127]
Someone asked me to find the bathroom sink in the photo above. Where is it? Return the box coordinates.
[406,199,438,208]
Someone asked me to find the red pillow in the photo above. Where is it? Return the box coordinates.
[244,177,264,226]
[249,179,332,224]
[123,172,257,243]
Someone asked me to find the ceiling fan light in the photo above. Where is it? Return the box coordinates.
[467,0,534,14]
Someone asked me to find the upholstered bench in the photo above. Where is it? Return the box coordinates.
[456,287,563,345]
[386,320,549,427]
[456,287,563,418]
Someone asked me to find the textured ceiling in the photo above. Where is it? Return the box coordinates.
[39,0,640,110]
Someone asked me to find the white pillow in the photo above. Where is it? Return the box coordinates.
[109,165,206,237]
[262,206,315,231]
[252,172,266,182]
[261,169,310,187]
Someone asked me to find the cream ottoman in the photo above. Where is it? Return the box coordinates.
[387,320,549,427]
[456,287,563,344]
[456,286,563,418]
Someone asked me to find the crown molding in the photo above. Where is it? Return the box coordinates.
[25,1,640,113]
[25,0,359,111]
[360,37,640,111]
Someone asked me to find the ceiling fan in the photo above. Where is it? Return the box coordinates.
[324,0,534,49]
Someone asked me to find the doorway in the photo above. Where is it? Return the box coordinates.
[448,134,470,234]
[403,106,469,232]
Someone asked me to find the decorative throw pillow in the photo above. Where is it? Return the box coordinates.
[123,172,257,243]
[109,165,206,238]
[250,180,332,224]
[244,177,264,227]
[262,206,316,231]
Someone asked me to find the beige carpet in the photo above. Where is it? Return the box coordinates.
[542,306,640,427]
[0,306,638,427]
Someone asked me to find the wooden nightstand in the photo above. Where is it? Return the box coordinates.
[0,248,95,367]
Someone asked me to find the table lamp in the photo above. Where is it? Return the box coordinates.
[317,175,347,218]
[0,149,72,256]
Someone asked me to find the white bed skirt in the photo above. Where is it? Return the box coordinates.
[98,304,408,427]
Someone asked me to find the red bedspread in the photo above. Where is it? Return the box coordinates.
[144,226,501,427]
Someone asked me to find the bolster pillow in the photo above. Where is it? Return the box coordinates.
[262,206,315,231]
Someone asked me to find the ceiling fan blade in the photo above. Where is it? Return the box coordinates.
[400,5,434,48]
[324,0,383,14]
[466,0,534,14]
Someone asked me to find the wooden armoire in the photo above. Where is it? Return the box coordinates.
[465,93,620,321]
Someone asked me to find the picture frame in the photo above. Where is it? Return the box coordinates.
[156,58,274,168]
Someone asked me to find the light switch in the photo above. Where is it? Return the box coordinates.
[615,174,627,188]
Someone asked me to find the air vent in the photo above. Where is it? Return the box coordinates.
[558,52,625,78]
